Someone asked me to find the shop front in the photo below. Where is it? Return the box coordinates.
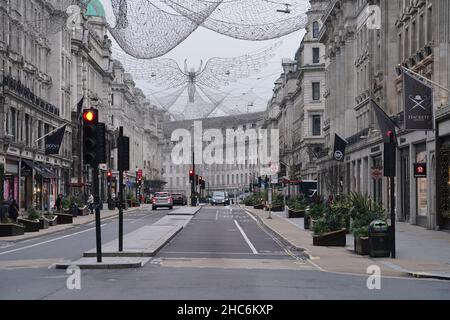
[22,160,57,212]
[3,159,19,203]
[438,137,450,229]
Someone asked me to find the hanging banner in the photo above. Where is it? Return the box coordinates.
[403,71,434,130]
[45,125,66,155]
[333,133,347,161]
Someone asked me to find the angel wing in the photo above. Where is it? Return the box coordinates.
[112,47,188,89]
[195,41,282,89]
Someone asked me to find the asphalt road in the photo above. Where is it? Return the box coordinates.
[0,205,449,300]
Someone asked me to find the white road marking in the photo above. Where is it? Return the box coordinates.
[0,224,107,256]
[234,220,258,254]
[215,211,219,221]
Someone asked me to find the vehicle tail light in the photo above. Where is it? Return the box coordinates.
[152,198,156,204]
[167,198,171,203]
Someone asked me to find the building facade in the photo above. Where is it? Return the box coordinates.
[162,112,265,198]
[0,0,72,211]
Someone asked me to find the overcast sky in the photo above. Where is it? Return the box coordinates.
[100,1,306,116]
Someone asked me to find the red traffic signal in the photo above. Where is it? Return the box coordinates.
[189,169,194,176]
[107,170,112,178]
[83,109,97,123]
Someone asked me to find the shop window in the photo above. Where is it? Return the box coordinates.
[416,147,427,217]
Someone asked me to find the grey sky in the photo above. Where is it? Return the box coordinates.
[101,0,306,115]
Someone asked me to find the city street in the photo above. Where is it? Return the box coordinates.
[0,206,449,300]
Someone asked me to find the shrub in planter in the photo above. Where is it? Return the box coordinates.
[44,213,58,226]
[348,192,386,255]
[17,207,42,232]
[312,204,347,247]
[0,221,25,236]
[287,198,307,218]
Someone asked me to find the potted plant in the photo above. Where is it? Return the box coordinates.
[18,207,41,232]
[306,196,325,230]
[0,200,25,236]
[0,219,25,236]
[56,197,75,224]
[329,196,352,233]
[270,193,284,212]
[349,192,386,255]
[312,204,347,247]
[287,197,307,218]
[44,211,58,227]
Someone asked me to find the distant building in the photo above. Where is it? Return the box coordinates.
[161,112,265,197]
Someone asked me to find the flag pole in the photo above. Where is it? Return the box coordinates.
[34,122,69,143]
[400,66,450,93]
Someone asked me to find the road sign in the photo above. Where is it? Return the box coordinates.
[270,163,279,174]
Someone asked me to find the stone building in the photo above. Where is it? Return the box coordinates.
[162,112,265,198]
[313,0,450,230]
[291,0,328,182]
[0,0,73,211]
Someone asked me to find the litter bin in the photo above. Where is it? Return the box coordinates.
[368,220,390,257]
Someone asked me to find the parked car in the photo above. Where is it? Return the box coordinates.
[152,192,173,210]
[172,193,187,206]
[211,191,230,206]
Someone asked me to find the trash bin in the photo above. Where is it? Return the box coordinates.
[368,220,390,257]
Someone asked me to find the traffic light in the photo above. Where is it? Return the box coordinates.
[118,136,130,171]
[189,169,194,183]
[107,170,112,182]
[82,108,98,166]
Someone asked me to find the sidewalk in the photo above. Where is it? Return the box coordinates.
[241,205,450,279]
[0,204,152,243]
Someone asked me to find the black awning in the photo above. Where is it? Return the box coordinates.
[22,159,57,179]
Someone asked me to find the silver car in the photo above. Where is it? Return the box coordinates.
[152,192,173,210]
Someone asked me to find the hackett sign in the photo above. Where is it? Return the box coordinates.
[403,71,434,131]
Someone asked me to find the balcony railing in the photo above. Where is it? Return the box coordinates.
[2,75,60,117]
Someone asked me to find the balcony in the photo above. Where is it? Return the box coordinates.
[2,75,60,117]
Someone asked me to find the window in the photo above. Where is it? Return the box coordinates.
[312,82,320,101]
[313,48,320,63]
[312,115,321,136]
[10,108,16,141]
[312,21,319,38]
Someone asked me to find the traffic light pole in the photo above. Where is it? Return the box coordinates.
[118,127,124,252]
[93,164,102,262]
[389,134,396,259]
[191,151,196,206]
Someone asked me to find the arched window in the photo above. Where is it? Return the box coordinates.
[312,21,320,38]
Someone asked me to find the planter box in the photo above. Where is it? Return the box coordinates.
[287,207,305,218]
[18,218,40,233]
[131,202,140,207]
[253,204,264,210]
[44,215,58,227]
[39,218,49,230]
[354,236,369,255]
[271,205,283,212]
[56,213,73,225]
[0,223,25,237]
[313,229,347,247]
[77,206,90,216]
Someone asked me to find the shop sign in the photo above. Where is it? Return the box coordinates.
[371,166,383,179]
[414,163,427,178]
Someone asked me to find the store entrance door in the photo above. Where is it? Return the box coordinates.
[400,149,411,222]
